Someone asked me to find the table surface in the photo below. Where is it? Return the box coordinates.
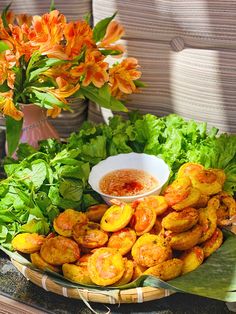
[0,251,233,314]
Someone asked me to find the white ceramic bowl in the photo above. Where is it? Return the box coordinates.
[88,153,170,204]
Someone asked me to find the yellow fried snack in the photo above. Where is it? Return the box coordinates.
[132,262,147,281]
[12,233,45,254]
[107,228,136,255]
[172,187,201,211]
[190,169,222,195]
[40,236,80,265]
[130,202,156,235]
[180,246,204,274]
[137,196,168,216]
[164,177,192,207]
[73,222,108,249]
[201,228,223,258]
[62,263,93,285]
[111,259,134,286]
[198,198,218,243]
[150,219,163,236]
[162,207,199,233]
[193,194,210,209]
[30,252,60,273]
[209,169,226,186]
[177,162,204,178]
[144,258,183,281]
[131,233,172,267]
[167,224,203,251]
[215,192,236,227]
[87,247,125,286]
[76,253,92,266]
[53,209,88,237]
[100,204,133,232]
[86,204,109,222]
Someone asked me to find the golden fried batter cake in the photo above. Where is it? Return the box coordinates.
[177,163,204,178]
[162,207,199,233]
[40,236,80,265]
[87,247,125,286]
[164,177,192,207]
[30,252,60,273]
[198,198,218,243]
[107,228,136,255]
[131,233,172,267]
[62,263,93,285]
[12,233,45,254]
[111,258,134,286]
[130,201,156,235]
[180,246,204,274]
[144,258,183,281]
[190,169,223,195]
[53,209,88,237]
[100,203,133,232]
[167,224,203,250]
[136,196,168,216]
[201,228,223,258]
[73,222,108,249]
[86,204,109,222]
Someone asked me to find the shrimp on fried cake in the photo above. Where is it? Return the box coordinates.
[53,209,88,237]
[107,228,136,255]
[40,236,80,265]
[164,177,201,210]
[131,233,172,267]
[73,222,108,249]
[87,247,125,286]
[129,199,156,235]
[162,207,199,233]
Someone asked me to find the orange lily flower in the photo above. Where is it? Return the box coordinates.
[46,105,61,118]
[0,91,23,121]
[100,21,124,46]
[64,21,94,59]
[16,14,33,27]
[28,10,66,59]
[6,11,15,25]
[98,21,125,56]
[71,49,109,88]
[109,57,141,98]
[0,51,16,88]
[48,77,80,102]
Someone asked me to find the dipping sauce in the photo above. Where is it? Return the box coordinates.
[99,169,158,197]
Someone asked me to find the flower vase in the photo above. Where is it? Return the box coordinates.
[20,104,60,148]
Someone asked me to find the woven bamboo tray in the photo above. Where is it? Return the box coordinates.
[11,259,173,304]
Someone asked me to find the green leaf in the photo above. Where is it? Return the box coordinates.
[51,149,81,165]
[79,84,128,112]
[99,49,122,56]
[0,40,10,52]
[29,58,65,82]
[59,179,83,202]
[50,0,56,11]
[48,186,82,210]
[5,116,23,156]
[16,143,38,160]
[1,3,11,28]
[0,81,10,92]
[30,89,69,109]
[92,12,117,43]
[25,51,41,80]
[83,12,91,24]
[21,218,49,235]
[134,80,147,88]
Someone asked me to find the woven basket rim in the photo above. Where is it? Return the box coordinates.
[11,259,174,304]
